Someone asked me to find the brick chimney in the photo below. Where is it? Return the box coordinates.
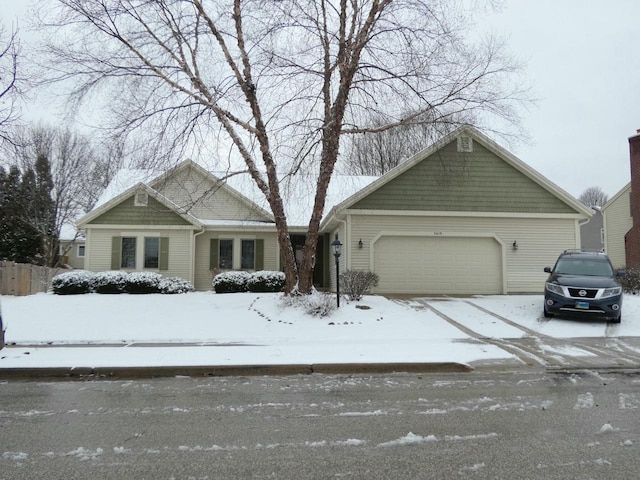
[625,130,640,267]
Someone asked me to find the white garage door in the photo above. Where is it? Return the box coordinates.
[374,236,502,294]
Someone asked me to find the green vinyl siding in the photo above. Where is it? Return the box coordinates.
[111,236,121,269]
[352,139,576,214]
[92,195,192,225]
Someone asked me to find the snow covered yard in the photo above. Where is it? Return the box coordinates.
[0,292,639,369]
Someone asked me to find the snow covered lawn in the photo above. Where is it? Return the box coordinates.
[0,292,638,369]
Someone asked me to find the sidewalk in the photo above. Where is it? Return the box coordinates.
[0,340,490,379]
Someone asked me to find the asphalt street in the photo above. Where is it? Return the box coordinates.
[2,370,640,479]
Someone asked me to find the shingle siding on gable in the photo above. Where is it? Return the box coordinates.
[91,195,192,225]
[153,165,269,222]
[352,140,576,214]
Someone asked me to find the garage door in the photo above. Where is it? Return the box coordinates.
[373,236,502,294]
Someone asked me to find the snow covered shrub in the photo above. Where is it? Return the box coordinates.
[280,291,337,317]
[340,270,379,301]
[159,277,194,294]
[619,268,640,294]
[213,271,250,293]
[247,271,286,293]
[94,271,128,294]
[125,272,162,294]
[303,291,337,317]
[51,270,96,295]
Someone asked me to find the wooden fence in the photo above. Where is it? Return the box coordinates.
[0,261,61,296]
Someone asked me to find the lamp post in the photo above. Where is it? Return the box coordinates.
[331,236,343,308]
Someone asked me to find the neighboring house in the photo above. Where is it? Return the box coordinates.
[580,207,604,252]
[602,182,632,269]
[625,131,640,268]
[77,126,592,294]
[58,224,86,270]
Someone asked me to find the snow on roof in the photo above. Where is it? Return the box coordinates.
[96,165,378,228]
[59,223,85,241]
[94,169,160,208]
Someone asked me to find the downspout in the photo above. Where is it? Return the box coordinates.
[577,215,592,250]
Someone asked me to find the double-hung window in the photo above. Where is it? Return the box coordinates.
[77,245,85,258]
[144,237,160,269]
[241,240,255,269]
[219,239,233,269]
[121,237,137,269]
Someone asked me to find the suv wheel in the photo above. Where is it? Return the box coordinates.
[543,305,553,318]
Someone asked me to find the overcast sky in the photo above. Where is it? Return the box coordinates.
[2,1,639,199]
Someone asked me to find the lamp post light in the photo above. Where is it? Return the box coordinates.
[331,236,343,308]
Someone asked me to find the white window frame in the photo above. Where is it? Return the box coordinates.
[77,244,85,258]
[240,239,256,270]
[219,239,234,270]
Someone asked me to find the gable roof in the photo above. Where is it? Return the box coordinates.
[602,182,631,212]
[86,159,377,230]
[76,182,203,228]
[321,126,592,229]
[149,160,275,222]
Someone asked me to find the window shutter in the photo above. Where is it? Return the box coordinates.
[255,239,264,271]
[159,237,169,270]
[111,236,121,270]
[209,239,219,269]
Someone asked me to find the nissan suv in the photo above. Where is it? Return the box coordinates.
[543,250,623,323]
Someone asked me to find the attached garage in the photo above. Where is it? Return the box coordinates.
[373,234,503,295]
[321,127,594,295]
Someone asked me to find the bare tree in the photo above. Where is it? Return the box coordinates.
[578,186,608,208]
[38,0,527,293]
[345,111,468,175]
[10,124,118,266]
[0,26,21,145]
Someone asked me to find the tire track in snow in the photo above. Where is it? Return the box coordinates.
[406,298,640,370]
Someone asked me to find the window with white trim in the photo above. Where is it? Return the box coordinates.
[77,245,85,258]
[144,237,159,269]
[241,239,255,269]
[121,237,136,268]
[219,239,233,269]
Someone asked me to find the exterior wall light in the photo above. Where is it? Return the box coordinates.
[358,239,363,249]
[513,240,518,251]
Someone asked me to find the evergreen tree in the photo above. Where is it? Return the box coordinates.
[0,165,41,263]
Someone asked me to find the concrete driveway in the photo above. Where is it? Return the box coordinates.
[394,295,640,371]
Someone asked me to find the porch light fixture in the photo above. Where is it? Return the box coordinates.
[513,240,518,251]
[358,239,363,249]
[331,235,343,308]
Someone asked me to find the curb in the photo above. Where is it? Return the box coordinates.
[0,362,473,380]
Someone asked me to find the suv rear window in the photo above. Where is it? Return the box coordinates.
[554,257,614,276]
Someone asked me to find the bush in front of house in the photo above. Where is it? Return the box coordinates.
[340,270,379,301]
[213,271,251,293]
[125,272,163,294]
[51,270,97,295]
[619,268,640,294]
[94,271,128,294]
[247,271,286,293]
[51,271,194,295]
[159,277,195,294]
[279,290,337,317]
